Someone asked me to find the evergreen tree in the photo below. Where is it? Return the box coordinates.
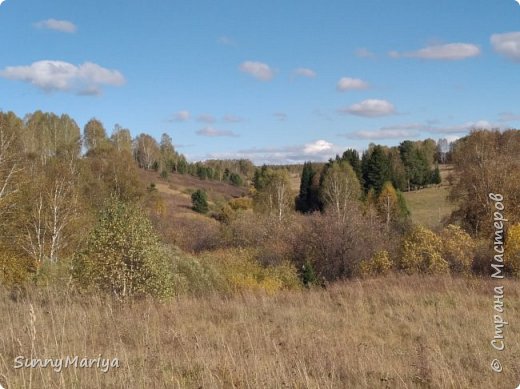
[341,148,362,182]
[191,189,209,213]
[296,161,315,213]
[362,145,391,194]
[229,172,243,186]
[253,165,269,191]
[399,140,431,190]
[431,164,441,185]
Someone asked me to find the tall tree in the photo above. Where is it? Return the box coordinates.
[84,118,109,154]
[341,148,362,183]
[296,161,320,213]
[362,145,391,194]
[377,181,399,230]
[0,112,23,230]
[111,125,132,154]
[320,160,361,222]
[449,129,520,236]
[254,168,293,222]
[134,133,160,170]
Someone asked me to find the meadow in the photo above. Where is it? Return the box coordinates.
[1,276,518,388]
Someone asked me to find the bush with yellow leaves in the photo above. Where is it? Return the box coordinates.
[506,224,520,277]
[228,197,253,211]
[202,248,301,294]
[0,249,35,285]
[400,226,449,274]
[359,250,393,276]
[439,224,475,273]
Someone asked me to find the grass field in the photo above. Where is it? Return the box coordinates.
[402,165,457,229]
[403,186,457,229]
[1,276,519,388]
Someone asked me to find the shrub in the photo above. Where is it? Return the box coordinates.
[202,248,301,294]
[0,249,35,285]
[301,260,317,286]
[166,246,225,295]
[439,224,475,273]
[228,197,253,211]
[359,250,393,276]
[191,189,209,214]
[167,216,221,253]
[229,173,243,186]
[400,226,448,274]
[73,199,174,299]
[295,208,389,281]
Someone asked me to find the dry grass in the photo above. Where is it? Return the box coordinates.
[403,187,457,230]
[1,276,519,388]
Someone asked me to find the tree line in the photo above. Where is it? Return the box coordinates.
[2,109,520,298]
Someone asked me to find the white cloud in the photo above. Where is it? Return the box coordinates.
[206,139,344,164]
[391,43,481,60]
[196,127,238,137]
[173,110,190,122]
[35,19,77,33]
[197,114,216,124]
[356,48,375,58]
[339,99,396,117]
[491,32,520,61]
[336,77,369,91]
[294,67,316,78]
[429,120,496,134]
[0,60,125,95]
[303,139,333,154]
[239,61,274,81]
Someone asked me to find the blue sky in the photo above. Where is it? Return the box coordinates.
[1,0,520,164]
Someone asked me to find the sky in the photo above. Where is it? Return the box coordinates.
[1,0,520,164]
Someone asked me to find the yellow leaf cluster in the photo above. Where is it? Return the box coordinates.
[359,250,393,276]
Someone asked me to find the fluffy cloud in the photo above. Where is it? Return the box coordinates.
[196,127,238,137]
[294,68,316,78]
[302,139,333,154]
[339,99,396,117]
[239,61,274,81]
[172,110,190,122]
[490,32,520,61]
[391,43,480,60]
[34,19,77,33]
[0,60,125,95]
[336,77,369,91]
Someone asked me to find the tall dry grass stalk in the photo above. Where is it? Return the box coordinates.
[0,275,519,388]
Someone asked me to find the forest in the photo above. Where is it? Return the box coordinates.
[1,110,520,297]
